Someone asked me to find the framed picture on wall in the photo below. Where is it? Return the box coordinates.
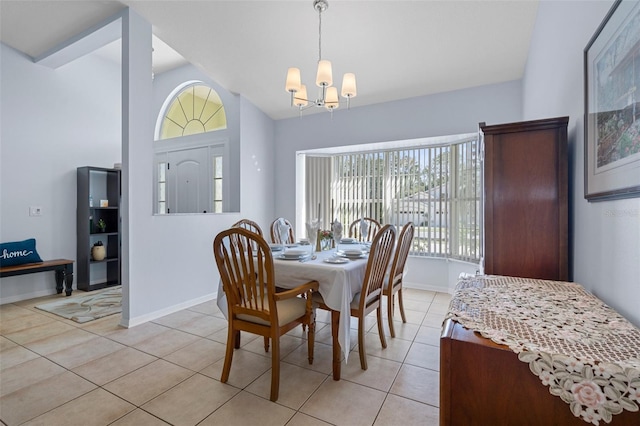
[584,0,640,201]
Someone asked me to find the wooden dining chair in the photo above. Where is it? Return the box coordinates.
[385,222,414,338]
[270,218,295,244]
[232,219,264,261]
[349,217,382,242]
[232,218,263,236]
[231,219,264,349]
[313,224,396,370]
[213,227,318,401]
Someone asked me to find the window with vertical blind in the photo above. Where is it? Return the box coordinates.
[304,134,482,262]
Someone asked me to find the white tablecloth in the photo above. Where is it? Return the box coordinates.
[216,246,368,362]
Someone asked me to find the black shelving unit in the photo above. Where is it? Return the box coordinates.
[76,166,121,291]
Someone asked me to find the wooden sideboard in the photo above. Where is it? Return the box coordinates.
[440,275,640,426]
[440,318,640,425]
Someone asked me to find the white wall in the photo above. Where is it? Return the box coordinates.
[239,97,276,232]
[274,80,523,292]
[0,12,275,325]
[522,0,640,326]
[121,11,275,325]
[121,95,274,325]
[0,43,121,302]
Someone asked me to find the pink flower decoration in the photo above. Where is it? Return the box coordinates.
[539,370,553,386]
[580,407,602,426]
[592,363,615,379]
[567,358,584,373]
[571,380,605,408]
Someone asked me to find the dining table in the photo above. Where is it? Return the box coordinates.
[216,242,370,380]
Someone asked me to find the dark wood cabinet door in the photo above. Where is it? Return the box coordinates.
[482,117,569,281]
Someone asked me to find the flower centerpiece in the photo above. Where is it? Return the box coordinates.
[319,230,333,251]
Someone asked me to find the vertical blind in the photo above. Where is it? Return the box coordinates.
[305,136,482,262]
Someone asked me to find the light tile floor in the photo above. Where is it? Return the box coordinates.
[0,288,450,426]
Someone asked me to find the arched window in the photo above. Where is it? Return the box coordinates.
[159,83,227,139]
[154,82,230,214]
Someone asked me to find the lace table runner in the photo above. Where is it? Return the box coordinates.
[446,275,640,425]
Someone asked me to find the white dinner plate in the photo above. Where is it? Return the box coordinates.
[269,244,284,252]
[283,248,307,256]
[340,238,357,244]
[324,257,349,264]
[340,249,364,256]
[278,254,310,261]
[337,252,366,259]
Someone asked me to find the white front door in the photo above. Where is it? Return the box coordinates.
[168,147,210,213]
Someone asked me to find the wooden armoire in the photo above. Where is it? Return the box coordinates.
[481,117,569,281]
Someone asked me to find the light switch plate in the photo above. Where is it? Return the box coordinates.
[29,206,43,216]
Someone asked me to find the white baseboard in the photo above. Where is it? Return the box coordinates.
[118,283,448,329]
[0,289,59,305]
[120,292,216,328]
[403,280,454,295]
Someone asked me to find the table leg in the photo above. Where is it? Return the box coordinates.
[331,310,341,380]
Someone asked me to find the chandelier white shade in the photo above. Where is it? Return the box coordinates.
[294,84,308,107]
[341,73,357,98]
[285,67,301,93]
[325,86,339,109]
[285,0,357,113]
[315,59,333,87]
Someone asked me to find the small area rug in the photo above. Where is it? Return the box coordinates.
[35,286,122,323]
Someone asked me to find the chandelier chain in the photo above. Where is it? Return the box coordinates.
[285,0,356,113]
[318,6,322,62]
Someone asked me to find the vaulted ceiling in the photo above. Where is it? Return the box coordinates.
[0,1,539,120]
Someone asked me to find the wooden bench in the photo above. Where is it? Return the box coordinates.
[0,259,74,296]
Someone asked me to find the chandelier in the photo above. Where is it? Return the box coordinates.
[285,0,357,114]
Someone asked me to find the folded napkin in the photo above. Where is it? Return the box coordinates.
[360,217,369,240]
[306,219,320,246]
[278,218,290,244]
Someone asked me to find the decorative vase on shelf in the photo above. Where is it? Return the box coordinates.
[91,242,106,261]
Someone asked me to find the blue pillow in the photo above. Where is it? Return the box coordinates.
[0,238,43,267]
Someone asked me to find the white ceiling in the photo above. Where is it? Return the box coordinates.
[0,0,539,120]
